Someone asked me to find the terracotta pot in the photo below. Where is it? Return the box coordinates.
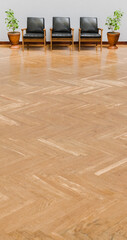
[107,32,120,49]
[8,32,20,49]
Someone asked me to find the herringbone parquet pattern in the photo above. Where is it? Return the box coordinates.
[0,45,127,240]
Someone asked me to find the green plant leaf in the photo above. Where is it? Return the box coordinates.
[105,10,123,32]
[5,9,19,32]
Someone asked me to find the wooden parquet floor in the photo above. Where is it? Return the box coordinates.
[0,45,127,240]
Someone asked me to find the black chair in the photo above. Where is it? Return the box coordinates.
[50,17,74,50]
[21,17,46,51]
[79,17,103,51]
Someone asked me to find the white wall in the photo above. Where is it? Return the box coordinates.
[0,0,127,41]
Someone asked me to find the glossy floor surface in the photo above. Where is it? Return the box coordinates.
[0,45,127,240]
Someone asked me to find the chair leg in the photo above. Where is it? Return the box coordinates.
[45,39,46,50]
[44,43,46,51]
[27,43,29,50]
[50,38,52,50]
[96,43,98,51]
[22,39,24,51]
[79,39,80,51]
[44,35,46,51]
[72,39,74,51]
[101,38,102,51]
[44,40,46,51]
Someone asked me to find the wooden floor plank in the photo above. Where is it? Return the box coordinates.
[0,45,127,239]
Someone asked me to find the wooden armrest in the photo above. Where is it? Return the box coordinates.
[98,28,103,32]
[71,28,74,38]
[21,28,27,31]
[43,29,46,36]
[21,28,26,39]
[79,28,81,32]
[98,28,103,37]
[50,28,53,38]
[71,28,74,40]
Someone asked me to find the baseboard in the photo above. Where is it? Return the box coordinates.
[102,41,127,45]
[0,41,127,45]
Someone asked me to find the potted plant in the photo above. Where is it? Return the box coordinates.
[5,9,20,49]
[105,10,123,49]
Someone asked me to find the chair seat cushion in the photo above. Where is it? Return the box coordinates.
[52,32,72,38]
[81,33,101,38]
[24,33,44,38]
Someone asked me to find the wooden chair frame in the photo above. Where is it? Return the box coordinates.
[79,28,103,51]
[21,28,46,51]
[50,28,74,50]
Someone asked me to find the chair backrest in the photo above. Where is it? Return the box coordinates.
[53,17,71,32]
[27,17,45,33]
[80,17,98,33]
